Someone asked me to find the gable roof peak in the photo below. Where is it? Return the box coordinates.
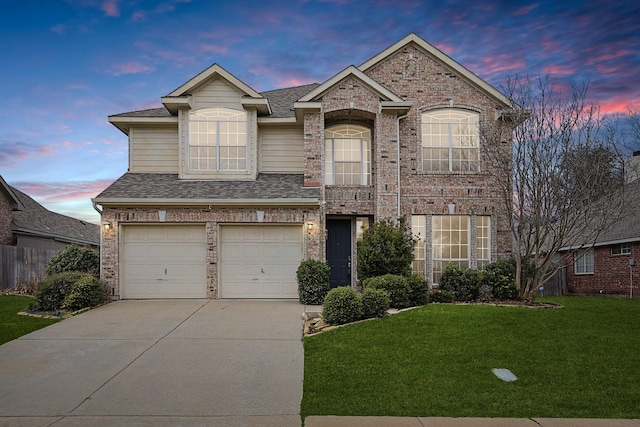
[165,63,263,99]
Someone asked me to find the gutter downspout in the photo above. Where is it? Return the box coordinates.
[397,113,409,219]
[92,199,104,291]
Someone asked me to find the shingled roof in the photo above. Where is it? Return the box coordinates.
[10,186,100,246]
[94,173,319,202]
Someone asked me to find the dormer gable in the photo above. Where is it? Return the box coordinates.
[161,64,271,115]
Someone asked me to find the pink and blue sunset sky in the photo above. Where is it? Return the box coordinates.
[1,0,639,225]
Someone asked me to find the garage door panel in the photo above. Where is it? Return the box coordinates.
[122,225,206,299]
[220,225,302,299]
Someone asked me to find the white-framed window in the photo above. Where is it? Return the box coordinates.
[476,216,491,269]
[574,248,594,274]
[325,125,371,185]
[421,109,479,172]
[411,214,491,285]
[611,244,632,255]
[188,108,247,171]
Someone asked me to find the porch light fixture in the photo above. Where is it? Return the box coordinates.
[103,221,112,231]
[448,203,456,214]
[307,220,314,230]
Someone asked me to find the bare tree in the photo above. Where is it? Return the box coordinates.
[483,75,632,298]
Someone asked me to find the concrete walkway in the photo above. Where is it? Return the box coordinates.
[0,299,304,426]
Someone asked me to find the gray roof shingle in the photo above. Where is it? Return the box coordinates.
[10,187,100,246]
[260,83,319,118]
[95,173,319,201]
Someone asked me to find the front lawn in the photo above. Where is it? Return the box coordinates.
[0,295,59,345]
[302,297,640,419]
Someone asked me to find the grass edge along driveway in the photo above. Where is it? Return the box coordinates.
[0,295,59,345]
[302,296,640,419]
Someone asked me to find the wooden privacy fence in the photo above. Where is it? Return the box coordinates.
[0,245,57,290]
[540,266,568,296]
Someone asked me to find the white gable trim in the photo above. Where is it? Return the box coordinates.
[166,64,263,99]
[359,33,513,108]
[297,65,404,103]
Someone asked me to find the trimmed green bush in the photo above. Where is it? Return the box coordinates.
[356,218,416,280]
[361,288,390,319]
[428,289,454,303]
[45,245,99,276]
[439,264,482,302]
[35,271,86,311]
[483,259,519,300]
[322,287,363,325]
[297,259,331,304]
[406,274,429,306]
[62,275,106,311]
[362,274,411,309]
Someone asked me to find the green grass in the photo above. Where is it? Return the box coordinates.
[0,295,59,345]
[302,297,640,419]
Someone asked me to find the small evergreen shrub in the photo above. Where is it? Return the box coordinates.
[361,288,390,319]
[406,274,429,306]
[35,271,86,311]
[45,245,99,276]
[428,289,454,303]
[362,274,411,309]
[483,259,519,300]
[322,287,363,325]
[356,218,416,280]
[296,259,331,304]
[439,264,482,302]
[62,275,106,311]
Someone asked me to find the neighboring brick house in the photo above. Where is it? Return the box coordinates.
[565,157,640,296]
[0,175,100,251]
[93,33,521,299]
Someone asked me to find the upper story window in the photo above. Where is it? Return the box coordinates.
[325,124,371,185]
[188,108,247,171]
[421,109,479,173]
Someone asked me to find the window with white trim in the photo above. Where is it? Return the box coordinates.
[325,125,371,185]
[574,249,594,274]
[421,109,479,172]
[611,244,631,255]
[476,216,491,270]
[189,108,247,171]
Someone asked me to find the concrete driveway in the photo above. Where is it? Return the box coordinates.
[0,300,305,427]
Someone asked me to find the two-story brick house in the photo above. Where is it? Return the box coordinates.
[93,33,520,299]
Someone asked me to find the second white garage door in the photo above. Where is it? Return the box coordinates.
[121,225,207,299]
[219,225,303,298]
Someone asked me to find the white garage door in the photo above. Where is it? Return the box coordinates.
[121,225,207,299]
[220,225,303,298]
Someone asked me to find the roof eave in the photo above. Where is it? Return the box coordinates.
[108,116,178,135]
[92,197,320,208]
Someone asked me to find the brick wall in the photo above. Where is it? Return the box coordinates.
[0,190,14,246]
[100,206,321,298]
[567,243,640,295]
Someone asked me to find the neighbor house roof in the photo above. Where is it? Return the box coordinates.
[93,173,320,207]
[10,186,100,246]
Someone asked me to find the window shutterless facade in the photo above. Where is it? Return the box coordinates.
[611,244,632,255]
[411,214,491,285]
[188,108,247,171]
[574,248,594,274]
[421,109,479,173]
[325,125,371,185]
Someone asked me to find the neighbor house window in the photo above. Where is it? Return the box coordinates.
[189,107,247,171]
[611,244,631,255]
[574,249,594,274]
[421,109,479,172]
[325,125,371,185]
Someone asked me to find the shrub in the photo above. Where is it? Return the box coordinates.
[428,289,454,303]
[35,271,86,311]
[296,259,331,304]
[439,264,482,302]
[362,274,411,309]
[483,259,518,300]
[62,275,106,311]
[322,287,363,325]
[406,274,429,306]
[361,288,390,319]
[45,245,99,276]
[356,218,416,280]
